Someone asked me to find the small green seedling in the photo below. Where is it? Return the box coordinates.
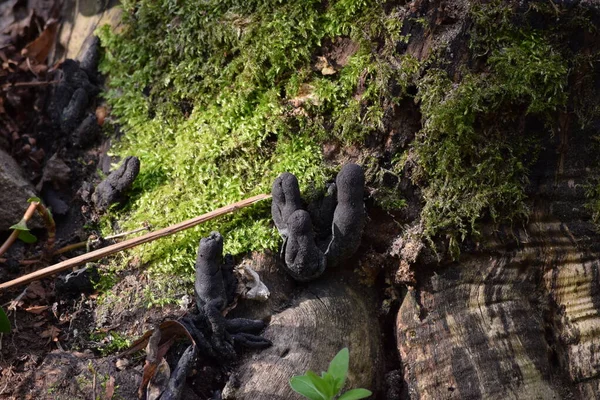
[290,348,372,400]
[9,219,37,244]
[0,307,11,333]
[8,197,47,244]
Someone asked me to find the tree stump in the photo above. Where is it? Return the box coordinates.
[224,257,383,399]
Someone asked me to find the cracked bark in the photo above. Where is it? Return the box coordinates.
[396,122,600,398]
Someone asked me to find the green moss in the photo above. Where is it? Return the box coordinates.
[90,331,132,356]
[99,0,403,279]
[99,0,578,272]
[412,1,569,255]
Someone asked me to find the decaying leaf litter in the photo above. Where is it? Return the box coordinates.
[0,1,140,397]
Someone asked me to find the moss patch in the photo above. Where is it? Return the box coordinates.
[410,0,570,255]
[99,0,589,280]
[99,0,404,279]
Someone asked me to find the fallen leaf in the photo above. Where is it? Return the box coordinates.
[104,375,115,400]
[4,9,33,42]
[115,358,130,371]
[138,329,175,398]
[22,20,57,64]
[36,152,70,191]
[40,325,61,342]
[25,305,49,314]
[146,359,170,400]
[321,65,336,75]
[146,328,161,364]
[26,281,47,299]
[315,56,336,75]
[122,320,195,356]
[289,83,320,108]
[0,0,18,34]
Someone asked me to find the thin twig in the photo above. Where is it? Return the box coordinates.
[19,259,42,266]
[0,194,271,291]
[25,224,151,259]
[1,80,59,90]
[105,224,151,240]
[52,241,87,255]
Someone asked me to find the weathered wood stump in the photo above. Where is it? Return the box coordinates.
[396,124,600,398]
[224,254,383,399]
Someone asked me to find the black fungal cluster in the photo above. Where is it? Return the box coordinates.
[170,231,270,376]
[91,155,140,211]
[271,163,366,282]
[49,37,102,149]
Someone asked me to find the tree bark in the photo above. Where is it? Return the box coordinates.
[396,121,600,398]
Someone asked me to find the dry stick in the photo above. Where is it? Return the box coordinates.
[0,202,39,258]
[0,194,271,291]
[37,225,152,258]
[1,80,60,90]
[35,202,56,257]
[52,241,87,256]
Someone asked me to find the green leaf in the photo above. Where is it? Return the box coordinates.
[327,348,349,393]
[290,376,327,400]
[320,372,338,397]
[0,307,10,333]
[9,218,29,232]
[306,371,334,399]
[18,230,37,244]
[27,197,41,203]
[337,389,372,400]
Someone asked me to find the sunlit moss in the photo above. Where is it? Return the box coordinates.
[98,0,402,279]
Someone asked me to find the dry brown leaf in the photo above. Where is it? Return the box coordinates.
[146,358,170,400]
[27,280,46,299]
[289,83,320,108]
[40,325,61,342]
[22,20,57,64]
[32,319,46,328]
[122,320,195,357]
[36,152,71,191]
[138,329,175,399]
[4,9,33,42]
[104,375,115,400]
[0,0,18,34]
[25,305,49,314]
[315,56,336,75]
